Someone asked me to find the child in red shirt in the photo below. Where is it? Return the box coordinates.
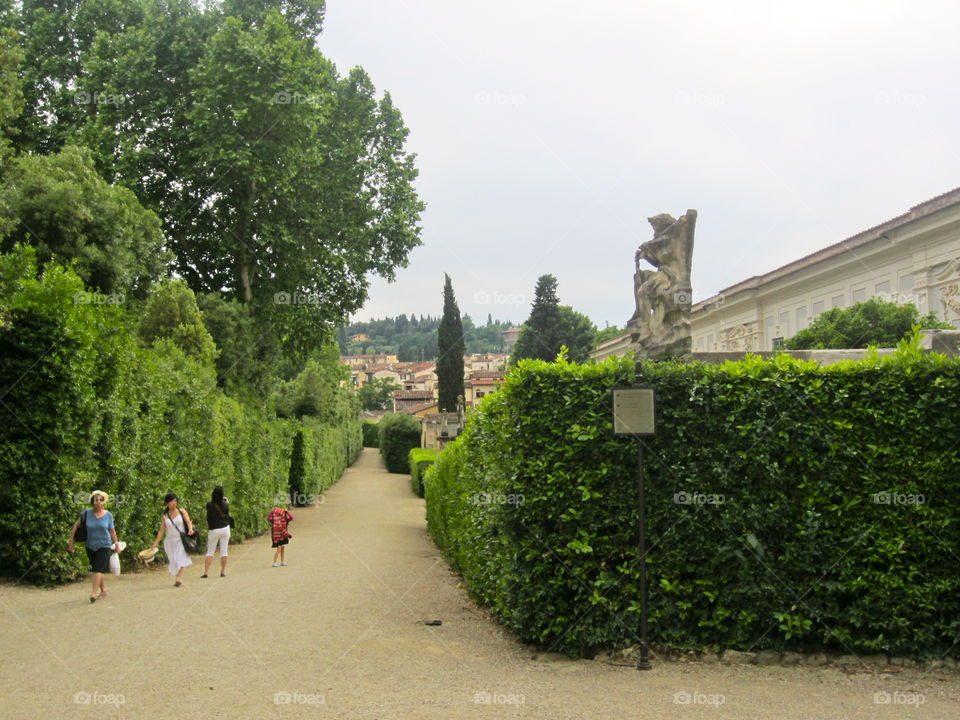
[267,506,293,566]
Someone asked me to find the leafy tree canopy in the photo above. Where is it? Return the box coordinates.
[510,275,596,364]
[358,376,400,411]
[138,279,218,367]
[7,0,424,367]
[783,298,953,350]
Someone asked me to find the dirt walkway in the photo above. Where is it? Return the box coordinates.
[1,448,957,719]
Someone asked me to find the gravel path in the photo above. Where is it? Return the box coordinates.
[1,448,958,719]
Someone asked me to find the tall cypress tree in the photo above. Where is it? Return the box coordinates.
[437,273,465,412]
[510,274,562,363]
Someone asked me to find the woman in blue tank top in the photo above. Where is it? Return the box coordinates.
[68,490,121,603]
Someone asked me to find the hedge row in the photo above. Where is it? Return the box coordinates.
[426,346,960,658]
[362,421,380,448]
[408,448,439,497]
[378,413,421,473]
[0,248,361,583]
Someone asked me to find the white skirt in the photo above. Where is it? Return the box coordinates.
[163,515,193,576]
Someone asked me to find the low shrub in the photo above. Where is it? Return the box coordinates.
[408,448,440,497]
[378,413,421,473]
[362,421,380,448]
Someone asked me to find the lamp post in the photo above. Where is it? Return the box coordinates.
[613,385,656,670]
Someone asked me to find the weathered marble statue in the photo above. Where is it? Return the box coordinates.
[627,209,697,360]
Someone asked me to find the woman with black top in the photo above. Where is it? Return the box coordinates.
[202,485,231,578]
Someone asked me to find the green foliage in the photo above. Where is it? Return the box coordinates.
[288,429,306,505]
[11,0,424,357]
[378,413,421,473]
[595,324,624,346]
[138,279,218,367]
[0,144,167,298]
[555,305,598,364]
[510,274,561,364]
[342,313,512,359]
[408,447,439,497]
[508,278,597,364]
[362,421,380,448]
[784,297,953,349]
[274,342,355,421]
[358,376,400,411]
[426,350,960,658]
[437,274,465,411]
[0,246,361,584]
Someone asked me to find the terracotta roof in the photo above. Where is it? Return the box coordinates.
[399,401,436,415]
[394,390,434,400]
[693,187,960,310]
[469,378,501,386]
[469,370,505,379]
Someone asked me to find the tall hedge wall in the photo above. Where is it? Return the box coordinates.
[0,249,361,584]
[426,347,960,658]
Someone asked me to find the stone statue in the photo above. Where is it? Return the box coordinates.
[627,209,697,360]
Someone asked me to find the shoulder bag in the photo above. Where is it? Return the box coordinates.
[173,510,200,554]
[75,510,88,543]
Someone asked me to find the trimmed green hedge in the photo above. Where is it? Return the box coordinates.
[426,346,960,658]
[0,247,361,584]
[362,421,380,448]
[378,413,421,473]
[408,447,439,497]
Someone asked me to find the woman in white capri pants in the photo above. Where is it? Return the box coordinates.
[202,485,232,578]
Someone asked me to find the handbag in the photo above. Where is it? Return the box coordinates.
[75,510,88,543]
[173,510,199,554]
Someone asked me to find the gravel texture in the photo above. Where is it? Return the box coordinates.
[1,448,957,719]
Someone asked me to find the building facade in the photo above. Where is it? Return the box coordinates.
[694,189,960,352]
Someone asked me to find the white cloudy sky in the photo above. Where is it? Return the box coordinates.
[320,0,960,329]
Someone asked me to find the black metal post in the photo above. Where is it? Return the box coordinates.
[637,438,651,670]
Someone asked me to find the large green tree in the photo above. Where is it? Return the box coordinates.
[555,305,597,364]
[437,273,464,412]
[8,0,424,365]
[510,274,562,363]
[784,298,952,349]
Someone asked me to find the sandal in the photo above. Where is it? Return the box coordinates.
[200,574,208,578]
[174,580,182,587]
[220,573,226,577]
[89,596,97,603]
[97,591,107,599]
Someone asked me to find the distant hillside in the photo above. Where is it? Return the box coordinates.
[340,314,514,361]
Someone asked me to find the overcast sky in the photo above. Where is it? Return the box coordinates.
[320,0,960,329]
